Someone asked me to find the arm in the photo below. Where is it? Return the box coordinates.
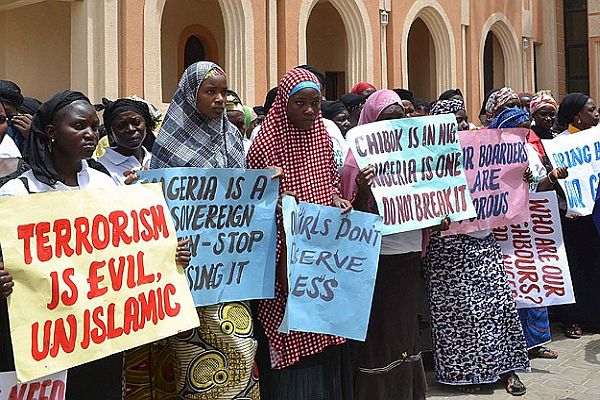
[536,167,568,192]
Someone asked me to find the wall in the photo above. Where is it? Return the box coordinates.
[160,0,226,102]
[1,1,70,101]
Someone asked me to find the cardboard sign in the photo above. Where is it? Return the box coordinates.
[346,114,476,235]
[0,184,199,382]
[0,371,67,400]
[279,197,382,341]
[493,192,575,308]
[139,168,278,306]
[543,127,600,216]
[444,128,530,235]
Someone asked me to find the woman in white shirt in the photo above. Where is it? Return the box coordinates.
[98,98,153,185]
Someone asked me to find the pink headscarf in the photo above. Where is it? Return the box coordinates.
[530,91,558,115]
[350,81,376,96]
[357,89,403,125]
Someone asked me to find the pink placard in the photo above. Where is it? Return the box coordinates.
[443,128,530,235]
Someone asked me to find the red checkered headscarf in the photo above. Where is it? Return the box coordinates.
[246,68,346,369]
[247,67,340,204]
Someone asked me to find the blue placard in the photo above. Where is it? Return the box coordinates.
[139,168,279,306]
[279,197,382,341]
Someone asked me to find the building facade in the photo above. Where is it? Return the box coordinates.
[0,0,595,119]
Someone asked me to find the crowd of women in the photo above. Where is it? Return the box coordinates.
[0,61,599,400]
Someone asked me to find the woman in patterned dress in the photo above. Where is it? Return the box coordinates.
[423,98,530,396]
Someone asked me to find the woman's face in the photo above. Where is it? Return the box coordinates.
[377,104,405,121]
[48,100,99,161]
[0,103,7,143]
[575,98,600,130]
[227,110,246,135]
[287,88,321,130]
[110,110,147,152]
[533,105,556,131]
[455,109,469,131]
[196,75,228,119]
[332,110,351,137]
[401,100,415,117]
[498,98,520,114]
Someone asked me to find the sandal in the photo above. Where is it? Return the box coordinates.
[502,372,526,396]
[458,385,481,394]
[564,323,582,339]
[528,346,559,359]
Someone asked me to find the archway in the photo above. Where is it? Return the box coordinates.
[482,31,506,96]
[401,0,456,97]
[479,13,522,99]
[144,0,255,106]
[177,25,220,79]
[306,1,347,99]
[298,0,374,89]
[407,18,436,101]
[161,0,224,103]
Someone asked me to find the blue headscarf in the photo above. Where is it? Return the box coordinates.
[489,107,529,129]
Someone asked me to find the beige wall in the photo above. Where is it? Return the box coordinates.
[1,1,70,101]
[160,0,226,102]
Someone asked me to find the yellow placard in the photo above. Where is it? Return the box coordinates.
[0,183,199,383]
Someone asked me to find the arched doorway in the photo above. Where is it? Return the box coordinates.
[407,18,436,101]
[306,1,347,99]
[161,0,224,103]
[483,31,506,96]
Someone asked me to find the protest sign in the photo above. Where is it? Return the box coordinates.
[543,127,600,216]
[493,192,575,308]
[279,197,382,341]
[0,371,67,400]
[444,128,530,235]
[346,114,476,235]
[139,168,278,306]
[0,184,198,383]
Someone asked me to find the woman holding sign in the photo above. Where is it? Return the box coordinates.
[553,93,600,339]
[150,62,262,399]
[341,89,433,400]
[0,90,124,399]
[247,67,353,400]
[424,99,530,396]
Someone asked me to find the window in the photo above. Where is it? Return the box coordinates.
[184,36,206,70]
[564,0,589,93]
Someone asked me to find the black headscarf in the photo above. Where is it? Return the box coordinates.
[438,88,463,101]
[393,89,415,105]
[557,92,590,126]
[0,80,23,109]
[18,97,42,115]
[253,106,265,117]
[297,64,326,91]
[340,93,366,113]
[321,100,347,120]
[101,97,155,149]
[27,90,90,186]
[263,87,278,114]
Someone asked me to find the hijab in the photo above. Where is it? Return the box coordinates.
[429,99,465,116]
[350,82,376,96]
[358,89,403,125]
[489,107,529,129]
[150,61,244,169]
[27,90,91,186]
[557,92,590,126]
[485,87,519,123]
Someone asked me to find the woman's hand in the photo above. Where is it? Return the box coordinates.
[11,114,33,139]
[267,166,284,180]
[431,216,451,232]
[523,168,534,183]
[549,167,568,182]
[176,238,191,268]
[123,166,149,185]
[0,262,14,298]
[332,194,352,214]
[356,166,374,191]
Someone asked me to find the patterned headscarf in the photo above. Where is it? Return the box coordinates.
[358,89,403,125]
[150,61,244,169]
[246,68,345,369]
[489,107,530,129]
[350,82,376,96]
[485,87,520,120]
[530,91,558,115]
[429,99,465,116]
[247,67,339,203]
